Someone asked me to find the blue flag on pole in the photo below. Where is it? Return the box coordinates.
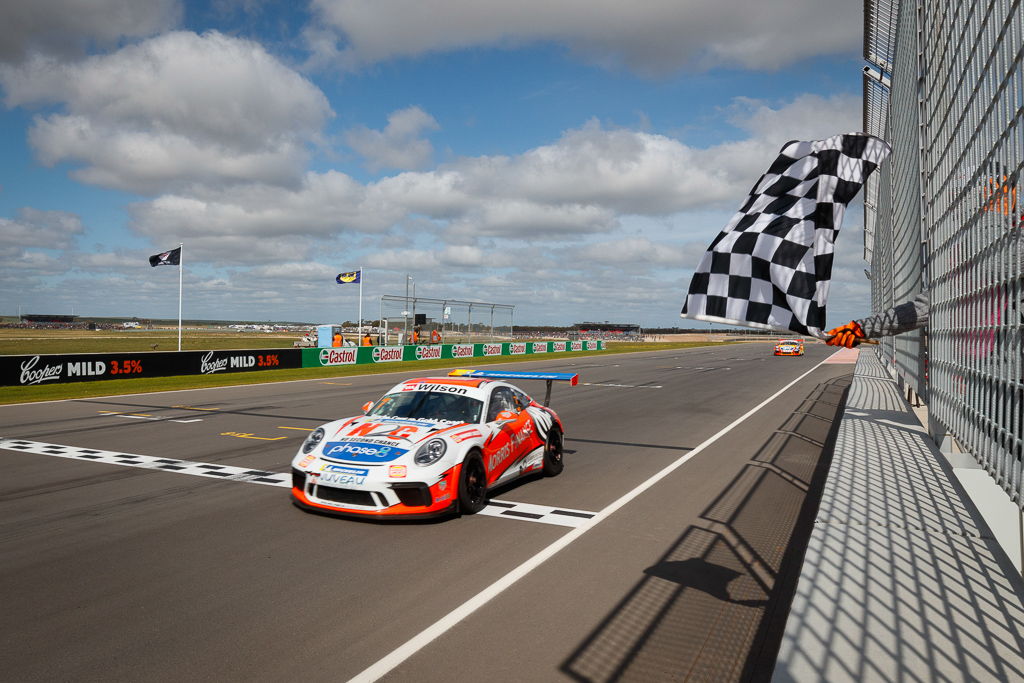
[336,270,361,284]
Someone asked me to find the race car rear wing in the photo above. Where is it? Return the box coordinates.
[448,369,578,406]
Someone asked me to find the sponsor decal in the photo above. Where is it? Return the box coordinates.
[415,345,443,360]
[435,493,451,503]
[386,425,420,439]
[509,343,526,355]
[451,344,474,358]
[67,360,107,377]
[321,464,369,476]
[532,342,547,353]
[483,343,502,356]
[372,346,404,362]
[451,429,482,443]
[570,341,584,351]
[552,342,567,352]
[319,348,357,366]
[228,355,255,369]
[19,356,64,385]
[487,419,534,470]
[108,359,143,375]
[200,351,228,374]
[319,472,366,486]
[341,437,401,447]
[298,454,316,468]
[389,465,407,478]
[401,383,468,395]
[439,480,448,491]
[322,441,408,462]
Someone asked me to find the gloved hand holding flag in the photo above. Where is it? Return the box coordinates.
[681,133,891,338]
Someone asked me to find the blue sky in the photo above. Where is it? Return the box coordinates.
[0,0,870,328]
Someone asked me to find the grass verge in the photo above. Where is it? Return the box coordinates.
[0,342,729,405]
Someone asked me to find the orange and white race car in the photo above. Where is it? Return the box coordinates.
[774,338,805,356]
[290,369,575,519]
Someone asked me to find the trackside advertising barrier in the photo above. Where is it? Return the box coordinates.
[1,341,604,386]
[4,349,303,387]
[302,341,603,368]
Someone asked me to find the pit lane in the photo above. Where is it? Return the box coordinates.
[0,343,854,681]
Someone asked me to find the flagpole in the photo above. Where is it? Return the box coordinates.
[177,242,183,351]
[357,267,363,344]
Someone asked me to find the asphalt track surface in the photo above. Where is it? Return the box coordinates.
[0,343,856,682]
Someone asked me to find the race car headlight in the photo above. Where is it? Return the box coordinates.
[414,439,447,466]
[301,427,325,455]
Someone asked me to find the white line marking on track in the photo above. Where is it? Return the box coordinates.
[0,437,591,526]
[345,351,846,682]
[98,411,204,424]
[581,382,663,389]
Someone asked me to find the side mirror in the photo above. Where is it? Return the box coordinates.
[495,409,518,422]
[361,401,374,413]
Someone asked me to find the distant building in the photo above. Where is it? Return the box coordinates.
[21,314,78,324]
[572,322,641,339]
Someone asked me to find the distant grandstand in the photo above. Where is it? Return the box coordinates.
[21,314,78,324]
[572,322,641,340]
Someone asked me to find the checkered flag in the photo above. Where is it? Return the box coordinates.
[681,132,891,338]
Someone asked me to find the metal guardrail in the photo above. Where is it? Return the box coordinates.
[864,0,1023,507]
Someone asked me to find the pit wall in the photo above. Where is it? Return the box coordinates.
[3,341,604,386]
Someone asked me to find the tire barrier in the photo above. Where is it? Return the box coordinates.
[3,341,604,386]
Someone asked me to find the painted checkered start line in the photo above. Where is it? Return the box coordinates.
[0,437,291,486]
[0,437,596,527]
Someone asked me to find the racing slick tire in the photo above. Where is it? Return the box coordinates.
[457,451,488,514]
[542,427,564,477]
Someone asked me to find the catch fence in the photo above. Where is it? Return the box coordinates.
[376,295,514,345]
[864,0,1023,506]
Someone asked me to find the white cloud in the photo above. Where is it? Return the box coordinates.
[1,31,332,194]
[576,237,690,265]
[126,96,864,260]
[345,106,439,172]
[0,0,181,64]
[308,0,859,74]
[0,207,84,249]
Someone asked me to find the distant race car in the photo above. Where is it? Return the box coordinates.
[774,338,805,356]
[290,369,576,519]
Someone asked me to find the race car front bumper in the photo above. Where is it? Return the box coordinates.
[290,463,461,519]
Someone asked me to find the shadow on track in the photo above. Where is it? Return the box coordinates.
[560,374,852,683]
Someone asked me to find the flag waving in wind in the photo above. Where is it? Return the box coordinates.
[149,247,181,267]
[681,132,891,338]
[336,270,361,284]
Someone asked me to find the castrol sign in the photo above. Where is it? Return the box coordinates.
[450,344,474,358]
[483,343,502,356]
[415,345,442,360]
[509,343,526,355]
[372,346,404,362]
[532,342,547,353]
[319,348,357,366]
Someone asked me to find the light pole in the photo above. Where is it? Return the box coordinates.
[404,274,413,342]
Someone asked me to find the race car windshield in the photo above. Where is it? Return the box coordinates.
[368,391,483,424]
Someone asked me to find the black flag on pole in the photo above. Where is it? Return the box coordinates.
[149,247,181,267]
[680,132,891,338]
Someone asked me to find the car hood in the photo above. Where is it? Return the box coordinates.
[317,416,472,463]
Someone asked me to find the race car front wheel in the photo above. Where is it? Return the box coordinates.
[457,452,487,514]
[542,427,564,476]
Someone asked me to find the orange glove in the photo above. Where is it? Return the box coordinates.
[825,321,865,348]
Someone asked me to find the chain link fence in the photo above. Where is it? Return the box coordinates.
[375,295,514,345]
[865,0,1023,506]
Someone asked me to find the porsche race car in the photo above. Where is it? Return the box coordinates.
[290,369,576,519]
[774,338,805,356]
